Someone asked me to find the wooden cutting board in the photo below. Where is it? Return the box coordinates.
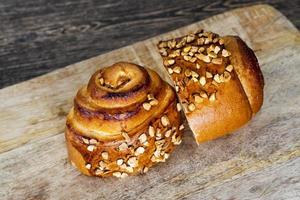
[0,4,299,200]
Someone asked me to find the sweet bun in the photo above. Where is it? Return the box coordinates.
[65,62,184,178]
[157,30,264,143]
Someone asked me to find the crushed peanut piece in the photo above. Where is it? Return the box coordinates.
[161,115,170,127]
[209,93,216,102]
[148,126,155,137]
[143,102,151,111]
[101,152,109,160]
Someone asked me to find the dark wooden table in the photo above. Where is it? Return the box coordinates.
[0,0,299,88]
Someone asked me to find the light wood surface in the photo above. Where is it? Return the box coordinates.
[0,4,300,200]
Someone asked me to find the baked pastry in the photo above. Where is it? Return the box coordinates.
[65,62,184,178]
[157,30,264,143]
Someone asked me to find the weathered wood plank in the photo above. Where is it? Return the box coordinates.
[0,0,299,88]
[0,5,299,200]
[0,127,299,199]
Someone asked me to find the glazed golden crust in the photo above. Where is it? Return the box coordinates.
[65,62,183,178]
[224,36,264,114]
[157,30,264,144]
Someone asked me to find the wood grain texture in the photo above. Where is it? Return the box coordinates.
[0,0,299,88]
[0,5,300,200]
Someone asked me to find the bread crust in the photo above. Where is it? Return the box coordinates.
[157,31,264,143]
[65,62,183,177]
[224,36,264,114]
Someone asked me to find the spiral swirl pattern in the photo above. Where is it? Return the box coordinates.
[65,62,183,177]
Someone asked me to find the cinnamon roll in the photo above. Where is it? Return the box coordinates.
[65,62,183,178]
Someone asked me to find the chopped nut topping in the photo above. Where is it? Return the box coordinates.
[154,149,161,158]
[205,71,213,78]
[138,133,147,143]
[161,115,170,127]
[213,74,221,83]
[164,59,175,66]
[226,64,233,72]
[113,172,122,178]
[147,94,154,100]
[197,38,205,45]
[204,38,211,44]
[121,173,128,178]
[199,76,206,86]
[183,55,192,61]
[209,93,216,102]
[190,57,197,63]
[212,58,222,65]
[85,163,91,170]
[179,124,184,130]
[143,102,151,111]
[184,69,192,77]
[198,47,205,52]
[183,46,192,53]
[196,63,201,69]
[89,138,97,145]
[194,95,204,103]
[143,167,149,173]
[164,153,170,159]
[143,141,149,146]
[191,71,199,78]
[207,45,215,52]
[82,137,89,144]
[208,51,217,58]
[200,91,208,98]
[177,103,182,112]
[165,129,172,138]
[214,46,221,54]
[168,68,173,74]
[127,157,138,167]
[175,85,180,92]
[222,49,231,57]
[219,38,224,45]
[158,41,167,48]
[117,158,124,166]
[159,48,168,56]
[223,71,231,82]
[188,51,194,56]
[173,66,181,74]
[188,103,196,112]
[176,37,186,48]
[135,147,145,156]
[168,52,178,58]
[148,126,155,137]
[195,53,211,63]
[186,34,196,43]
[191,77,198,82]
[99,78,104,85]
[181,103,189,113]
[213,38,219,43]
[168,40,176,49]
[173,138,182,145]
[101,151,109,160]
[126,166,134,173]
[87,145,96,152]
[219,74,225,83]
[119,143,128,151]
[191,46,199,53]
[95,169,102,175]
[150,99,158,106]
